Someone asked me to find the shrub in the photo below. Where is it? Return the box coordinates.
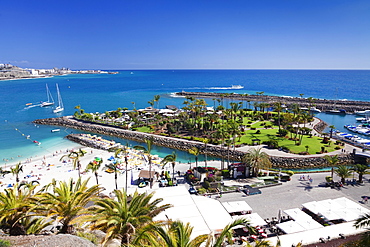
[76,231,98,245]
[0,240,10,247]
[325,176,333,183]
[277,129,288,137]
[197,188,206,194]
[202,181,210,189]
[222,169,230,178]
[335,146,341,150]
[256,130,261,134]
[251,127,256,130]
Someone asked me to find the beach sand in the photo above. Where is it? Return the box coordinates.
[0,144,223,194]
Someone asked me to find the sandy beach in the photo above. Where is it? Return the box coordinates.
[0,143,222,194]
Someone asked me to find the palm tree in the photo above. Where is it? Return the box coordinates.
[104,162,120,190]
[352,164,368,183]
[85,157,103,185]
[335,165,352,184]
[324,155,339,181]
[0,183,39,235]
[329,125,335,138]
[243,148,272,177]
[10,162,23,183]
[154,95,161,109]
[134,136,155,189]
[37,178,100,234]
[205,218,255,247]
[142,220,209,247]
[60,149,87,178]
[202,138,209,168]
[84,189,172,246]
[354,214,370,246]
[161,152,177,185]
[188,147,200,169]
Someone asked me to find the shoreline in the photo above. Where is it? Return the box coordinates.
[33,116,356,169]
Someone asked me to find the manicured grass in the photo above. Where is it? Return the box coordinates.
[237,128,337,154]
[250,121,276,128]
[134,126,154,133]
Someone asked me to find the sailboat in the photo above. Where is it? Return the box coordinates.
[40,84,55,107]
[53,83,64,113]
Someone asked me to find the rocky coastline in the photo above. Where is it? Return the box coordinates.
[33,116,354,169]
[175,92,370,113]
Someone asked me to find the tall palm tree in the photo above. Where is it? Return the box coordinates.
[354,214,370,247]
[324,155,339,181]
[154,95,161,109]
[329,125,335,138]
[84,189,172,246]
[188,147,200,169]
[104,162,120,190]
[335,165,352,184]
[60,149,87,178]
[85,158,103,185]
[10,162,23,183]
[109,146,131,191]
[161,152,177,185]
[134,136,155,189]
[352,164,368,183]
[243,148,272,177]
[37,178,100,234]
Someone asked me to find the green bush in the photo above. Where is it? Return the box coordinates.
[76,231,98,245]
[0,240,10,247]
[197,188,206,194]
[202,181,210,189]
[222,169,230,178]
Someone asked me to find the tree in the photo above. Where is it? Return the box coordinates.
[243,148,272,177]
[142,220,209,247]
[335,165,352,184]
[0,183,39,235]
[161,152,177,185]
[134,136,155,189]
[10,162,23,183]
[37,178,100,234]
[85,157,103,185]
[104,162,120,190]
[205,218,255,247]
[84,189,172,246]
[154,95,161,109]
[329,125,335,138]
[324,155,339,181]
[188,147,200,169]
[352,164,368,183]
[60,149,87,178]
[354,214,370,247]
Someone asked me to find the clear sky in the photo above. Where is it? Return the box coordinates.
[1,0,370,70]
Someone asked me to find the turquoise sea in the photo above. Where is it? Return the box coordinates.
[1,70,369,166]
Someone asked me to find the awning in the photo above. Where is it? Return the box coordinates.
[138,170,156,179]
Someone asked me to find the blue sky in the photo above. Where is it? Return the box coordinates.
[1,0,370,69]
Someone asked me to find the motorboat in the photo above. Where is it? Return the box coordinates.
[51,129,60,132]
[355,110,370,116]
[309,107,321,113]
[231,85,244,89]
[326,109,346,115]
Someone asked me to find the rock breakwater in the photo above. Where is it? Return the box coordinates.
[33,116,354,169]
[176,92,370,113]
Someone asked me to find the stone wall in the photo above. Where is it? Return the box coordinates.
[34,116,355,169]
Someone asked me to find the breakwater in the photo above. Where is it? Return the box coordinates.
[33,116,354,169]
[176,92,370,113]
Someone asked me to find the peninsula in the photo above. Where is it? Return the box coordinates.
[0,63,117,81]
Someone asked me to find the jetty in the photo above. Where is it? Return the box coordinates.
[175,92,370,113]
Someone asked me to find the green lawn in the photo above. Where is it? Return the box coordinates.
[237,128,337,154]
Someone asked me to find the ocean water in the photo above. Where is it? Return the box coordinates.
[1,70,369,166]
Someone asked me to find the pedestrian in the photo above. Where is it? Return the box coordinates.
[365,196,368,204]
